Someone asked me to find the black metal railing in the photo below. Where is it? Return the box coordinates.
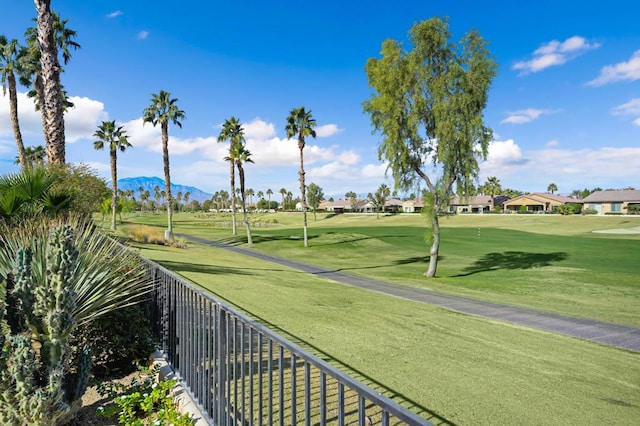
[145,258,432,425]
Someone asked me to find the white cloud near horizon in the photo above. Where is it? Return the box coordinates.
[106,11,123,18]
[480,139,640,192]
[501,108,557,124]
[587,50,640,87]
[513,36,600,74]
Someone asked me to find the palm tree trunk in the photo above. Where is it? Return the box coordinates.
[299,146,308,247]
[161,121,173,237]
[8,72,27,168]
[110,150,118,230]
[229,160,237,235]
[238,165,252,245]
[35,0,66,165]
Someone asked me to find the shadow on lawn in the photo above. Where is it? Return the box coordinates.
[454,251,568,277]
[155,260,256,276]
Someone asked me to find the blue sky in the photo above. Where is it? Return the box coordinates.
[1,0,639,198]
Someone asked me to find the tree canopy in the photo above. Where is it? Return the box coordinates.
[363,17,497,277]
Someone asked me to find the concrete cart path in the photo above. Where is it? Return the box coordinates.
[183,234,640,353]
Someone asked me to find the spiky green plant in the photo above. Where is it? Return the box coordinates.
[0,216,153,425]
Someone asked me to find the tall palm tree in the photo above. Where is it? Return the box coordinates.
[226,142,254,244]
[142,90,185,238]
[267,188,273,211]
[246,188,255,209]
[547,183,558,194]
[93,120,131,231]
[279,187,287,209]
[0,36,28,168]
[184,191,190,212]
[217,117,245,235]
[285,106,317,247]
[30,5,79,164]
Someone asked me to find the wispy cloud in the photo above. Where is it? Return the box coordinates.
[315,124,343,137]
[611,98,640,126]
[137,31,149,40]
[587,50,640,87]
[106,10,123,19]
[513,36,600,74]
[501,108,557,124]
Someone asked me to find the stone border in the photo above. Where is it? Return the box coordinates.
[152,351,210,426]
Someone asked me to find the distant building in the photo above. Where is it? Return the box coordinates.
[582,189,640,215]
[449,195,510,214]
[502,193,579,213]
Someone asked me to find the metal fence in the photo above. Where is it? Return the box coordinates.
[145,258,432,426]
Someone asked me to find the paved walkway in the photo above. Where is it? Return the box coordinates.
[183,235,640,353]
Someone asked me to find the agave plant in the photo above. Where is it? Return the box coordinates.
[0,215,153,424]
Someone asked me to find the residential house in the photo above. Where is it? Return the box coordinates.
[582,189,640,215]
[402,197,424,213]
[502,193,579,213]
[449,195,510,214]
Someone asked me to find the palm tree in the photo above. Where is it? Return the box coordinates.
[15,145,46,167]
[246,188,255,209]
[483,176,502,211]
[257,190,264,209]
[142,90,185,239]
[279,187,287,209]
[0,36,28,168]
[266,188,273,211]
[226,142,254,244]
[285,106,317,247]
[93,120,131,230]
[547,183,558,194]
[29,6,80,164]
[217,117,245,235]
[184,191,190,212]
[153,185,161,212]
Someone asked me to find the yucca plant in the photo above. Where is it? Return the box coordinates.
[0,215,153,425]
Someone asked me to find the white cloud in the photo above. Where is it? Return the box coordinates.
[137,31,149,40]
[316,124,343,137]
[587,50,640,87]
[65,96,109,142]
[107,11,123,18]
[121,118,212,155]
[243,118,276,140]
[513,36,600,74]
[545,140,560,147]
[501,108,556,124]
[0,92,41,138]
[611,98,640,126]
[480,139,640,192]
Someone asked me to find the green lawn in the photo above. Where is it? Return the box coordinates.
[132,236,640,425]
[127,211,640,326]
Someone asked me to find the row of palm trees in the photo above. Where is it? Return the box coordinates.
[3,5,319,246]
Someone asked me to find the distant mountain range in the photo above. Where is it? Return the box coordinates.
[116,176,213,203]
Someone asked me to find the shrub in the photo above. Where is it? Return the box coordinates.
[96,367,193,426]
[126,224,166,244]
[77,302,156,378]
[627,204,640,215]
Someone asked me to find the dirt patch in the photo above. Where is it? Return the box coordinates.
[69,370,148,426]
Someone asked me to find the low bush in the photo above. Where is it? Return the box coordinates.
[96,365,193,425]
[126,224,166,244]
[77,302,156,378]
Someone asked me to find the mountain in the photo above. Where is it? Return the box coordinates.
[116,176,213,203]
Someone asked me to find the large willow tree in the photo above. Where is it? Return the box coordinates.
[363,18,497,277]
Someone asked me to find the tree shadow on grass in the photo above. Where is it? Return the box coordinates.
[155,260,256,276]
[454,251,568,277]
